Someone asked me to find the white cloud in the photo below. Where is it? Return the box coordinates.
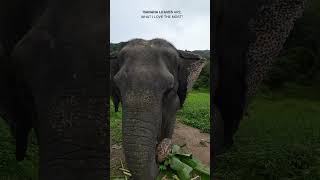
[110,0,210,50]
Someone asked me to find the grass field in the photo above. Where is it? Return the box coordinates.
[214,84,320,179]
[177,89,210,133]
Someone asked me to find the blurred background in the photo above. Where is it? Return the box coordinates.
[214,0,320,179]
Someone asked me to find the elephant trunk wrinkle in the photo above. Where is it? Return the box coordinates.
[122,104,161,180]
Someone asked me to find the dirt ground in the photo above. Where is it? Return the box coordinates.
[110,122,210,178]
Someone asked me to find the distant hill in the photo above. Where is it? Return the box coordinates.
[110,43,210,60]
[192,50,210,60]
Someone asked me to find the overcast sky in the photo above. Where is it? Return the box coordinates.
[110,0,210,50]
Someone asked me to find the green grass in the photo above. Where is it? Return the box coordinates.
[215,84,320,180]
[0,119,38,180]
[110,102,123,144]
[177,89,210,133]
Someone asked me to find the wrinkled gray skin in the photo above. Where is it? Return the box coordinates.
[0,0,108,179]
[213,0,307,158]
[111,39,205,179]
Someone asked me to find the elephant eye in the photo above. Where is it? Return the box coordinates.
[164,86,178,101]
[164,87,173,97]
[168,80,174,89]
[164,79,174,95]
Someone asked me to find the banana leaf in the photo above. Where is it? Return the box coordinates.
[178,156,210,180]
[169,156,193,180]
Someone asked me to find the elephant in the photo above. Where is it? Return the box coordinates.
[0,0,108,179]
[213,0,307,155]
[110,38,206,179]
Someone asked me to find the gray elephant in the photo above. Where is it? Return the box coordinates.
[0,0,108,179]
[213,0,307,156]
[110,38,205,179]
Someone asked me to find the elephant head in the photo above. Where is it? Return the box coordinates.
[213,0,307,155]
[110,38,205,179]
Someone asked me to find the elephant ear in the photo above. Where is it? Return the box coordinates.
[110,53,121,112]
[177,50,206,108]
[110,42,127,112]
[244,0,306,107]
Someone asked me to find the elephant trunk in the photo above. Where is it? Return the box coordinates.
[122,92,161,180]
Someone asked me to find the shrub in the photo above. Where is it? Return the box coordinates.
[264,47,317,88]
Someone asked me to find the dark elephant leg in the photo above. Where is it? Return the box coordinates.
[0,42,34,161]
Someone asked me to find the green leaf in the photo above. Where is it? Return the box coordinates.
[179,156,210,179]
[159,164,167,171]
[169,156,193,180]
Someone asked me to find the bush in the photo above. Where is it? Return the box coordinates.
[193,60,210,90]
[264,47,317,88]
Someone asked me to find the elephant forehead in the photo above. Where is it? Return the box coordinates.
[121,44,176,57]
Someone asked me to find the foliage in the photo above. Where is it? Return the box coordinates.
[264,47,317,88]
[214,84,320,179]
[157,145,210,180]
[193,60,210,90]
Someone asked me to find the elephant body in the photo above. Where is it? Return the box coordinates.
[0,0,108,179]
[110,38,205,179]
[213,0,307,154]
